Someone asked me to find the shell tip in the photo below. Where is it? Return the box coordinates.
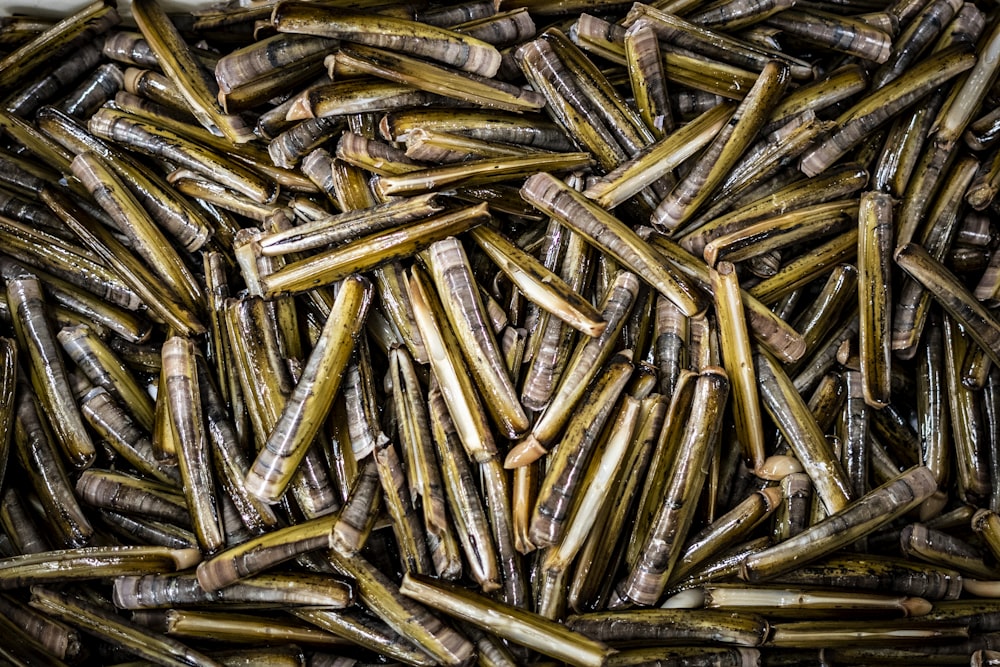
[504,436,546,468]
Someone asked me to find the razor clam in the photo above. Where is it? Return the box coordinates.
[426,236,528,439]
[223,295,294,455]
[569,393,668,611]
[451,7,535,46]
[837,370,870,506]
[582,101,733,209]
[75,469,187,524]
[652,60,790,231]
[620,368,729,605]
[788,264,858,360]
[765,64,869,131]
[542,28,655,156]
[374,437,434,576]
[896,243,1000,366]
[765,9,892,63]
[0,146,62,197]
[0,592,81,662]
[747,232,858,306]
[381,108,574,151]
[530,353,634,548]
[75,378,179,486]
[0,0,119,90]
[566,608,768,647]
[425,377,501,591]
[163,336,225,555]
[336,130,424,176]
[744,466,938,581]
[875,93,946,199]
[688,0,793,28]
[197,511,341,593]
[0,185,66,237]
[902,523,1000,580]
[123,66,193,115]
[333,43,545,112]
[268,116,344,170]
[245,275,370,503]
[339,340,388,484]
[667,584,931,618]
[59,62,123,119]
[702,200,857,268]
[388,350,461,580]
[327,550,475,666]
[930,16,1000,151]
[0,609,70,667]
[892,155,977,357]
[374,152,593,197]
[768,553,962,600]
[712,262,765,470]
[4,39,103,117]
[318,449,372,551]
[507,270,638,467]
[800,46,975,176]
[704,115,836,215]
[0,110,77,182]
[8,276,95,469]
[191,358,276,534]
[521,226,592,411]
[912,315,950,489]
[30,587,222,667]
[295,608,435,666]
[943,316,991,504]
[624,24,673,138]
[0,338,14,493]
[624,3,812,78]
[88,108,276,204]
[257,204,490,298]
[214,33,336,94]
[514,37,634,176]
[274,3,502,77]
[857,192,893,408]
[543,394,641,583]
[0,487,50,555]
[968,105,1000,151]
[103,30,158,67]
[651,297,688,400]
[974,509,1000,566]
[645,234,806,364]
[0,545,199,589]
[401,572,614,667]
[116,94,319,196]
[872,0,963,89]
[407,263,497,463]
[72,152,204,314]
[670,487,783,584]
[220,60,328,113]
[134,609,351,647]
[37,105,214,254]
[0,14,51,45]
[471,225,604,337]
[681,163,868,258]
[296,80,446,121]
[172,175,287,224]
[755,348,854,514]
[375,262,428,365]
[131,0,253,143]
[606,646,761,667]
[522,172,704,316]
[478,455,528,609]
